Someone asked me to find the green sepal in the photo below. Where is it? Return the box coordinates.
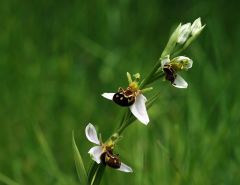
[161,23,181,58]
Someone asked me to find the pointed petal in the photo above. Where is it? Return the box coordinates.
[101,93,114,100]
[130,94,149,125]
[117,162,133,173]
[85,123,100,145]
[191,17,202,35]
[161,55,170,67]
[88,146,103,164]
[177,23,191,44]
[172,74,188,88]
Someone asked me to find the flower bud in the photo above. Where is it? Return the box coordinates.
[177,23,191,44]
[191,17,205,36]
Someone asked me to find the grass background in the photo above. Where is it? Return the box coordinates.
[0,0,240,184]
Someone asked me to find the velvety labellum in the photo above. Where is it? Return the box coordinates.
[100,150,121,169]
[163,65,177,84]
[113,91,135,107]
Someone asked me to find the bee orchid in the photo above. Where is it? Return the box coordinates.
[102,73,150,125]
[85,123,133,173]
[161,55,193,88]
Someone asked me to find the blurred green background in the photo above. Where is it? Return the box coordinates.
[0,0,240,184]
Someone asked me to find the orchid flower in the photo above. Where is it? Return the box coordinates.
[161,55,193,88]
[102,73,150,125]
[85,123,133,173]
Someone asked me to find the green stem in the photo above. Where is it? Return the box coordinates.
[146,72,165,86]
[172,33,200,57]
[119,110,131,127]
[139,61,161,89]
[116,117,133,135]
[115,91,161,136]
[172,47,185,58]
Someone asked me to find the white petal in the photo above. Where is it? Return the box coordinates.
[191,17,202,35]
[85,123,100,145]
[88,146,103,164]
[130,94,149,125]
[177,23,191,44]
[101,93,114,100]
[161,55,170,67]
[187,58,193,69]
[172,74,188,88]
[117,162,133,173]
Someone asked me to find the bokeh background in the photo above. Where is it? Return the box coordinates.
[1,0,240,184]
